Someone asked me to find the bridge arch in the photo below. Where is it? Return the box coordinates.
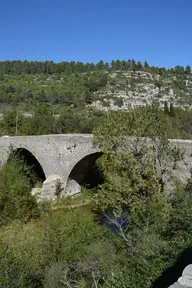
[7,148,46,183]
[65,152,104,195]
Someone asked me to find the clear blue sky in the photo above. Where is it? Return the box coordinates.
[0,0,191,68]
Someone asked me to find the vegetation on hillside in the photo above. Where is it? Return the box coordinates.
[0,60,192,138]
[0,59,191,111]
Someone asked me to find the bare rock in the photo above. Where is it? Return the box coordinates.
[41,174,63,200]
[65,179,81,196]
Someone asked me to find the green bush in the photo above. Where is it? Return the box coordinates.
[113,97,124,107]
[0,209,116,287]
[0,153,40,225]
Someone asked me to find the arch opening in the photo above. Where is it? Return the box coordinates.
[66,152,104,194]
[8,148,46,184]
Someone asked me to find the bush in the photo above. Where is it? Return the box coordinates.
[0,208,116,287]
[0,153,40,225]
[113,97,124,107]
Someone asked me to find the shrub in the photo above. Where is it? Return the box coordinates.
[0,153,40,225]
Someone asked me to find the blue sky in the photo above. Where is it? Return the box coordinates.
[0,0,191,68]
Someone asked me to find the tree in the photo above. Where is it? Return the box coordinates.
[115,59,122,70]
[92,107,183,287]
[136,61,142,70]
[175,65,185,74]
[121,60,127,70]
[110,60,116,69]
[96,60,104,70]
[144,60,149,69]
[0,152,40,225]
[127,59,131,69]
[104,62,109,69]
[185,65,191,74]
[93,107,173,215]
[131,59,136,71]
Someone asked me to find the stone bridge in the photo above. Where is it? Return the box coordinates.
[0,134,192,200]
[0,134,101,199]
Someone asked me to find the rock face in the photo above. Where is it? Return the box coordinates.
[89,71,192,111]
[168,265,192,288]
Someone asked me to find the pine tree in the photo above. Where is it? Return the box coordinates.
[185,65,191,74]
[144,60,149,69]
[131,59,136,71]
[136,61,143,70]
[127,59,131,69]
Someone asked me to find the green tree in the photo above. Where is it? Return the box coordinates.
[144,60,149,69]
[115,59,122,70]
[127,59,131,69]
[131,59,136,71]
[185,65,191,74]
[93,107,173,213]
[96,60,104,70]
[0,153,40,225]
[136,61,142,70]
[175,65,185,74]
[92,107,183,287]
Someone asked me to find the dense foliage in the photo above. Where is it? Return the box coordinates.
[0,152,40,226]
[0,108,104,135]
[1,104,192,139]
[0,70,108,106]
[0,107,191,287]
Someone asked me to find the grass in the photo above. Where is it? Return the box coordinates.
[50,187,95,211]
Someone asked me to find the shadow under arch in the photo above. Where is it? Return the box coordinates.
[67,152,104,189]
[152,247,192,288]
[8,148,46,183]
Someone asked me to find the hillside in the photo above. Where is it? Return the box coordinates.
[0,60,191,114]
[0,60,192,138]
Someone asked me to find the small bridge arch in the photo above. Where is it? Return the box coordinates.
[65,152,104,195]
[7,147,46,183]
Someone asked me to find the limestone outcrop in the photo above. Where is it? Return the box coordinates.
[89,71,192,111]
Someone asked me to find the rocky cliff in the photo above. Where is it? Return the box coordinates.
[89,70,192,111]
